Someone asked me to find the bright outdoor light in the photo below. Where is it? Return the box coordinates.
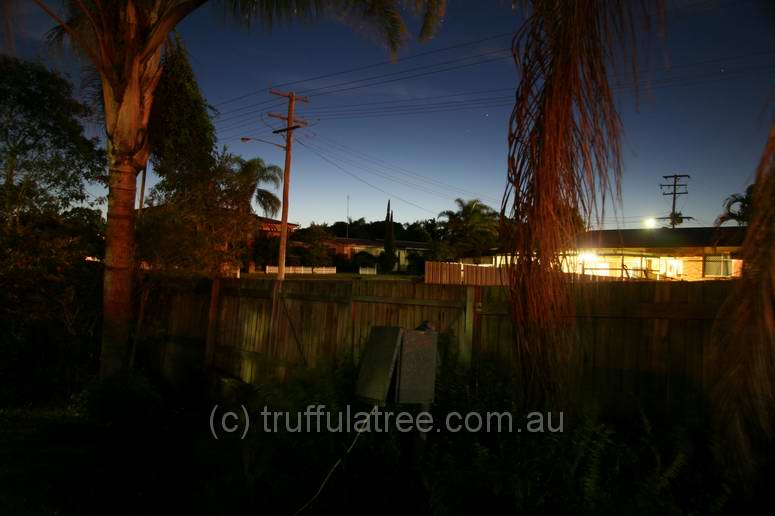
[578,252,598,263]
[644,217,657,229]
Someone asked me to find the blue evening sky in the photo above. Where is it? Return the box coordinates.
[8,0,775,228]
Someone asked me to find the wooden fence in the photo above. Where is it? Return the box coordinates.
[140,277,734,412]
[425,261,508,286]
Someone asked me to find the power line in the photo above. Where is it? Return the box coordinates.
[297,65,775,122]
[299,48,511,97]
[211,31,514,108]
[297,139,437,215]
[301,87,514,112]
[299,137,487,203]
[214,47,775,124]
[214,48,512,123]
[213,54,510,123]
[216,99,286,120]
[300,95,513,117]
[306,133,500,203]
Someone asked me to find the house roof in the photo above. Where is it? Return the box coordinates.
[576,226,746,249]
[253,215,298,229]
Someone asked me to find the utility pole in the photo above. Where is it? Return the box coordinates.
[658,174,693,228]
[346,194,350,239]
[268,89,308,280]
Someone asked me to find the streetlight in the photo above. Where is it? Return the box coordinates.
[240,136,285,150]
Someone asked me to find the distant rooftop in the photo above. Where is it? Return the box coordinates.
[253,215,299,228]
[576,226,746,249]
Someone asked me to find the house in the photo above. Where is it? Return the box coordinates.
[481,227,746,280]
[323,237,431,271]
[254,215,299,236]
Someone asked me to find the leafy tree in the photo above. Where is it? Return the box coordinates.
[716,184,754,226]
[147,34,217,202]
[0,57,105,397]
[403,219,436,242]
[137,38,282,275]
[438,198,498,261]
[0,56,105,401]
[293,223,333,266]
[15,0,444,377]
[251,233,279,269]
[140,148,282,274]
[0,54,105,218]
[330,217,370,239]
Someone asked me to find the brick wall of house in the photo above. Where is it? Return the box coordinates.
[682,256,705,280]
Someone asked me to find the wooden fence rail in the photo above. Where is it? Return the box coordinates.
[140,277,734,412]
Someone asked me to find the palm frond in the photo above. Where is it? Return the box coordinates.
[221,0,444,55]
[503,0,661,405]
[711,119,775,476]
[414,0,446,42]
[255,188,281,216]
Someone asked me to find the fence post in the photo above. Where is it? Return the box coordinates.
[204,277,221,368]
[461,285,475,368]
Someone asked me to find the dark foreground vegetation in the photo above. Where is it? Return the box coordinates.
[2,340,775,515]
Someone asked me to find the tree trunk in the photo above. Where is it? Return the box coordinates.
[100,157,138,377]
[96,37,162,377]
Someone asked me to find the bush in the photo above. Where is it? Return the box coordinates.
[221,357,730,516]
[70,371,163,430]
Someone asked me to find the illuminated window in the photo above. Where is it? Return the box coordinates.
[703,255,732,277]
[663,258,683,277]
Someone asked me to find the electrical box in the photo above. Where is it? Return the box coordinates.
[355,327,403,404]
[356,326,437,405]
[396,330,437,404]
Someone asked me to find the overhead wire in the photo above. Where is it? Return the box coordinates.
[297,139,437,215]
[211,31,515,108]
[299,135,492,203]
[304,132,500,203]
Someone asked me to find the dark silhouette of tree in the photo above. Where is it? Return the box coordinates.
[379,200,397,272]
[0,55,105,219]
[716,184,754,226]
[438,198,498,261]
[137,40,280,275]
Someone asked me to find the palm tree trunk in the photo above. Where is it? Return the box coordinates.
[96,40,162,377]
[100,156,138,377]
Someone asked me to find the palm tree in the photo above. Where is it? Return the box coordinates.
[221,154,282,217]
[6,0,444,376]
[716,184,754,226]
[438,198,498,261]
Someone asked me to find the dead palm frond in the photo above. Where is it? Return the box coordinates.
[503,1,661,406]
[711,119,775,476]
